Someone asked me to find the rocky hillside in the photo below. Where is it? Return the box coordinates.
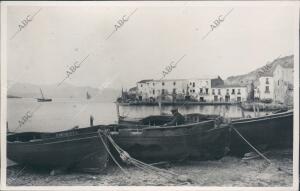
[225,55,294,86]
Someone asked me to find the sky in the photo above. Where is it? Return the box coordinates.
[5,2,298,90]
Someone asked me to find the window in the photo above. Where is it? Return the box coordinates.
[200,88,203,94]
[162,82,165,86]
[173,88,176,94]
[193,82,195,87]
[237,89,241,95]
[218,89,221,95]
[183,89,185,93]
[226,89,229,94]
[147,83,149,86]
[153,83,155,86]
[212,89,215,95]
[153,90,155,95]
[231,89,235,95]
[141,84,143,87]
[193,90,195,93]
[206,88,209,94]
[265,86,270,93]
[190,82,192,85]
[266,78,269,84]
[173,82,176,86]
[278,80,279,85]
[162,89,165,94]
[190,90,192,93]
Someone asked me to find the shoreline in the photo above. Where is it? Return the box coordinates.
[6,149,293,187]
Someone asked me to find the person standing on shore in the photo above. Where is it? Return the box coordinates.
[90,115,94,126]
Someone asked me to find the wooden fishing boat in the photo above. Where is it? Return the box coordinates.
[230,110,293,156]
[118,113,219,126]
[109,120,230,162]
[7,125,109,173]
[118,115,173,126]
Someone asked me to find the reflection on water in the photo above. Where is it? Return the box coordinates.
[7,98,264,133]
[121,104,249,119]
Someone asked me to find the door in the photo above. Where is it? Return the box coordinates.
[225,95,230,102]
[214,96,218,102]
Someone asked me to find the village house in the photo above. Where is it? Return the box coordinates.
[135,76,248,103]
[255,60,294,105]
[186,76,224,102]
[273,63,294,105]
[257,74,274,102]
[137,79,188,102]
[211,84,248,102]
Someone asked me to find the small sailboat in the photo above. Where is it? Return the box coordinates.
[37,88,52,102]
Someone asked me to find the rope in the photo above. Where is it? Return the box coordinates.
[101,129,193,184]
[97,130,129,176]
[7,165,26,184]
[232,127,272,164]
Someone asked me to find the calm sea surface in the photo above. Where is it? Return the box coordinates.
[8,98,262,133]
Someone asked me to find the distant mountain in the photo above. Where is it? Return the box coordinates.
[7,82,121,102]
[7,95,22,98]
[225,55,294,86]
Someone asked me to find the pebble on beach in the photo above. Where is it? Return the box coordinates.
[6,149,293,187]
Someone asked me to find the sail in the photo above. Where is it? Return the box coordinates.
[40,88,45,99]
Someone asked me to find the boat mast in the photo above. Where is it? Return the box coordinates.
[116,102,120,121]
[158,94,162,115]
[40,88,45,99]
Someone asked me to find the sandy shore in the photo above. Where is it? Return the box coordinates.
[7,149,293,187]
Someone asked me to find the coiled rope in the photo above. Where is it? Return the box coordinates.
[98,129,194,184]
[97,130,129,176]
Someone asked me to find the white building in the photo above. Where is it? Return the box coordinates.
[136,79,188,102]
[136,77,248,103]
[211,84,248,102]
[257,74,274,101]
[273,63,294,104]
[255,60,294,104]
[186,78,211,101]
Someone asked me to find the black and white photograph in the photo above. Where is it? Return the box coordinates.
[1,1,299,190]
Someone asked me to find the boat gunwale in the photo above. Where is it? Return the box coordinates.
[7,134,102,146]
[141,120,215,130]
[7,126,105,145]
[232,111,293,125]
[112,124,229,138]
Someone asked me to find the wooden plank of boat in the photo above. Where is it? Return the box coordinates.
[110,120,230,162]
[230,110,293,156]
[7,125,109,173]
[119,113,219,126]
[187,122,230,160]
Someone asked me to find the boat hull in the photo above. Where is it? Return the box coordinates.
[111,120,229,162]
[37,98,52,102]
[7,126,108,172]
[187,122,230,160]
[112,129,189,162]
[230,111,293,156]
